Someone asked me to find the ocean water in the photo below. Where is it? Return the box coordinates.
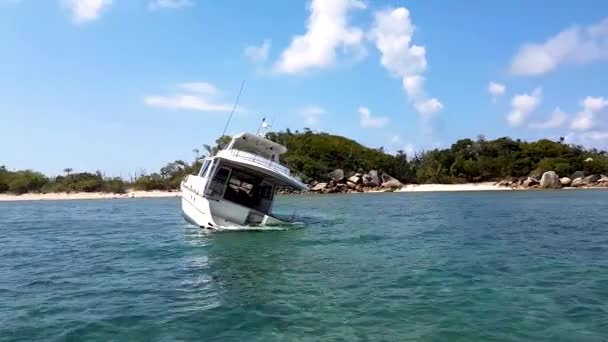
[1,191,608,341]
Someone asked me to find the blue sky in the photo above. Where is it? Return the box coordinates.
[1,0,607,176]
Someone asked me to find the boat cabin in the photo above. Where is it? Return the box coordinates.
[195,133,291,215]
[198,158,277,214]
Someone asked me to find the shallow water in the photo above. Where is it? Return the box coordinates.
[1,191,608,341]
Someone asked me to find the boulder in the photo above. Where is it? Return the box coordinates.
[354,173,363,178]
[560,177,572,186]
[583,175,600,184]
[310,182,327,191]
[598,175,608,183]
[328,169,346,183]
[540,171,561,189]
[348,175,362,185]
[571,171,585,179]
[381,179,403,188]
[571,177,586,187]
[369,170,381,187]
[380,173,402,188]
[346,181,357,189]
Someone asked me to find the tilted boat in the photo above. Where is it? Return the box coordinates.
[181,132,308,229]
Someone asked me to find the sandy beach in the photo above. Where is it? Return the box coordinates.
[397,182,512,192]
[0,190,181,202]
[0,183,515,202]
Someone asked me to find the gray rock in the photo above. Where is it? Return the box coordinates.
[348,175,362,185]
[354,173,363,178]
[598,175,608,183]
[584,175,600,184]
[368,170,381,187]
[571,177,586,187]
[310,183,327,191]
[571,171,585,179]
[328,169,345,183]
[381,179,403,188]
[346,181,357,189]
[540,171,561,189]
[560,177,572,186]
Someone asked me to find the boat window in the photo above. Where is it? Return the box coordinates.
[199,160,212,177]
[205,167,231,197]
[258,183,274,200]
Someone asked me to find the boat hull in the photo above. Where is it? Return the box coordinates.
[181,185,287,230]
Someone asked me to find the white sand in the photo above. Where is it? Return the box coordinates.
[396,182,511,192]
[0,190,181,202]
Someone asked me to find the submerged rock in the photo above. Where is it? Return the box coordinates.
[540,171,561,189]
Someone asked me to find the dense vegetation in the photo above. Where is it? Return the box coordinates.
[268,130,608,184]
[2,131,608,195]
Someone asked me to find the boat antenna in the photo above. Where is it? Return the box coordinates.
[220,79,246,139]
[256,117,266,136]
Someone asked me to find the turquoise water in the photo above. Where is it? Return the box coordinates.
[1,191,608,341]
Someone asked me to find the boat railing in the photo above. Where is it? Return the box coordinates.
[223,149,304,181]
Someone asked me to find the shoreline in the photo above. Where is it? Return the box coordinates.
[0,190,181,202]
[1,183,606,202]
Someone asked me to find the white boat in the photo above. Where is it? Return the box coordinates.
[181,132,308,229]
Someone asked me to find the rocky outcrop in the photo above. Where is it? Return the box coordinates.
[560,177,572,186]
[540,171,561,189]
[599,175,608,183]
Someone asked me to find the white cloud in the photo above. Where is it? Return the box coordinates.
[144,82,242,113]
[571,96,608,130]
[149,0,193,9]
[390,134,401,143]
[565,131,608,146]
[300,105,326,126]
[359,107,388,128]
[370,7,442,117]
[414,98,443,117]
[177,82,217,95]
[511,17,608,76]
[488,81,506,101]
[274,0,365,74]
[63,0,111,23]
[529,107,568,129]
[507,87,542,127]
[245,39,271,63]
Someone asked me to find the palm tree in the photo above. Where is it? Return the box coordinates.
[192,148,200,160]
[63,168,73,177]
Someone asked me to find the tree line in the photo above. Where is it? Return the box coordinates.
[2,130,607,195]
